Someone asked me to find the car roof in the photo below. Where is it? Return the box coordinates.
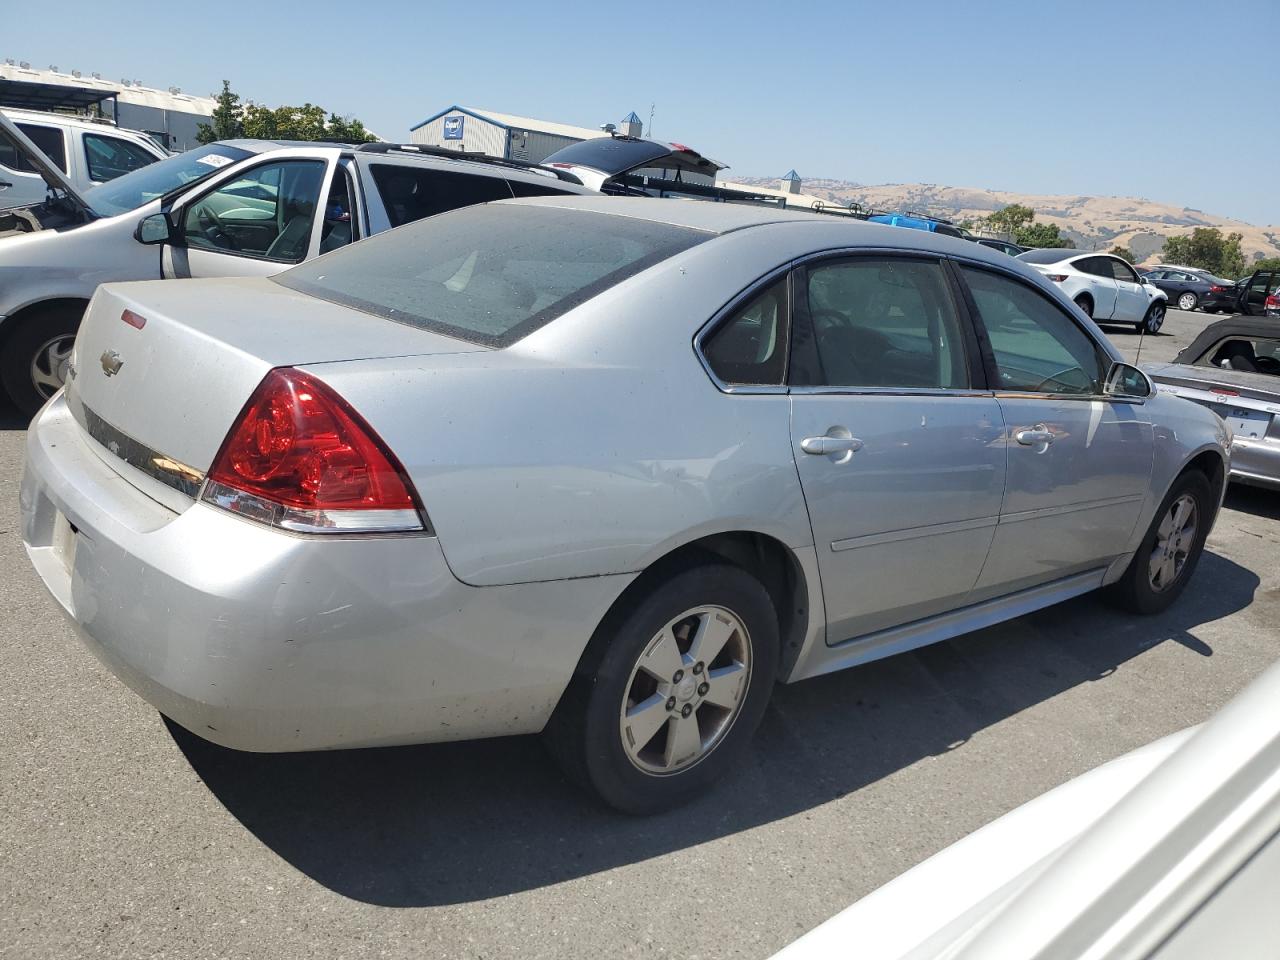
[0,107,151,138]
[497,195,1019,261]
[1174,316,1280,364]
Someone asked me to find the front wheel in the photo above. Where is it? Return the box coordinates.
[1142,301,1166,334]
[545,562,779,814]
[1177,291,1199,311]
[1108,470,1212,614]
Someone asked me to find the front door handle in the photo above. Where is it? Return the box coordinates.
[1014,425,1055,446]
[801,435,864,456]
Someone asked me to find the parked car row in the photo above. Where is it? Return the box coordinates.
[19,191,1230,811]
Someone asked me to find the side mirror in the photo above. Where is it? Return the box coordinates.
[135,211,174,245]
[1104,361,1153,399]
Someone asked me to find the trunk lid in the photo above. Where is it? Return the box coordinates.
[67,277,485,505]
[0,110,95,221]
[541,136,726,192]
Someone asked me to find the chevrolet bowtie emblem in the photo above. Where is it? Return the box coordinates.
[100,350,123,377]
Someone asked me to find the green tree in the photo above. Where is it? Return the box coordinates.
[1160,228,1246,278]
[1017,221,1074,249]
[986,203,1036,237]
[1247,256,1280,275]
[1109,245,1136,264]
[196,80,243,144]
[241,102,376,142]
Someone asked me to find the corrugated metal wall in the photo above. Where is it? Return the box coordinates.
[115,103,206,151]
[506,130,581,164]
[410,112,507,158]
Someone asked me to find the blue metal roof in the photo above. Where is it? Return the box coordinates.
[621,111,643,124]
[410,105,506,133]
[782,169,801,181]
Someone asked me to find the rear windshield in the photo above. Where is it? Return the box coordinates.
[1017,248,1076,264]
[542,138,673,175]
[274,203,710,346]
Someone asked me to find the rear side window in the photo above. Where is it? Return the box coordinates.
[9,123,67,172]
[370,164,512,227]
[1202,337,1280,375]
[702,278,789,385]
[83,133,156,182]
[505,177,577,199]
[798,258,969,390]
[275,204,710,346]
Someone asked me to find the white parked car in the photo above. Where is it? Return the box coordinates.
[0,108,165,210]
[1018,249,1168,334]
[772,660,1280,960]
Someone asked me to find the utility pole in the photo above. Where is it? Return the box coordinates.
[646,103,655,139]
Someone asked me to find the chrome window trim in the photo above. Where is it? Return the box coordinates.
[79,403,206,498]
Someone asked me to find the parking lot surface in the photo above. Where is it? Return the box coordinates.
[1,308,1276,960]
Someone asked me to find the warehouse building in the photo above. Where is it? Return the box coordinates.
[1,60,215,150]
[409,106,724,184]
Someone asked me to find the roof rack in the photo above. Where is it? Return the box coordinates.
[354,142,584,185]
[904,209,955,225]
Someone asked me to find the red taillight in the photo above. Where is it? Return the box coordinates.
[121,309,147,329]
[1212,387,1239,397]
[1266,294,1280,308]
[1047,274,1068,282]
[202,368,424,534]
[1210,285,1226,293]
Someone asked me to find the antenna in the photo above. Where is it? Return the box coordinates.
[1135,322,1146,366]
[647,103,655,138]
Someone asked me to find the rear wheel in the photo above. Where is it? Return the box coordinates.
[0,303,83,417]
[1142,301,1166,334]
[1074,294,1094,319]
[1177,291,1199,311]
[1108,470,1212,614]
[545,562,779,814]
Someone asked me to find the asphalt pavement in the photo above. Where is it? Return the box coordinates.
[1,308,1277,960]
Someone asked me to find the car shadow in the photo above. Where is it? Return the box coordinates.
[0,398,27,432]
[169,549,1256,908]
[1224,484,1280,520]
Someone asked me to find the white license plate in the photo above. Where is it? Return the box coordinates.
[51,511,77,573]
[1225,407,1271,441]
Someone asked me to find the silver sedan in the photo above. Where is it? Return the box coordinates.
[20,197,1231,813]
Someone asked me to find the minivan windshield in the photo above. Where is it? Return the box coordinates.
[274,203,710,346]
[83,144,253,217]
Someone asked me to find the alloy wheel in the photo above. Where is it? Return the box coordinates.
[1148,494,1198,592]
[1146,304,1165,334]
[1178,292,1197,311]
[619,605,752,776]
[30,334,75,400]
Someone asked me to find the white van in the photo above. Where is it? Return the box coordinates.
[0,109,166,210]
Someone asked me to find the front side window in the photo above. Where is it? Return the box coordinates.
[702,278,788,385]
[1108,258,1140,284]
[275,204,709,347]
[183,159,326,263]
[83,133,156,182]
[961,266,1104,395]
[800,258,969,389]
[370,164,513,228]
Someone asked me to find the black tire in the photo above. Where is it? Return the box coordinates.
[1176,291,1199,312]
[545,562,779,814]
[1107,470,1213,615]
[0,303,84,417]
[1142,301,1166,335]
[1074,294,1094,319]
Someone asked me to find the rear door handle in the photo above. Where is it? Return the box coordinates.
[1014,425,1055,446]
[801,435,864,455]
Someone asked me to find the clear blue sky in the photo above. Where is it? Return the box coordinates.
[8,0,1279,223]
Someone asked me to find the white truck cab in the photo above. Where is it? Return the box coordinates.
[0,108,166,211]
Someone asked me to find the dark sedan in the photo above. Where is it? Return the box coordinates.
[1140,268,1230,312]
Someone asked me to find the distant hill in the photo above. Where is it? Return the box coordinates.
[726,178,1280,265]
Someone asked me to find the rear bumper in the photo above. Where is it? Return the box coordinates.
[20,395,631,752]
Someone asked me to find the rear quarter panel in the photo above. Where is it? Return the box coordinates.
[305,226,831,587]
